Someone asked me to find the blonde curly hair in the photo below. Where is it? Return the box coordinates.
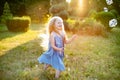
[47,16,65,36]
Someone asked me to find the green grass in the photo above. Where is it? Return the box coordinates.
[0,24,120,80]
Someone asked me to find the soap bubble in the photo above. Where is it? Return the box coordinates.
[109,19,117,27]
[106,0,113,5]
[104,7,108,12]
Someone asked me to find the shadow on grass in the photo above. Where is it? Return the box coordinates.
[0,24,27,41]
[0,31,27,41]
[0,23,46,40]
[0,38,46,80]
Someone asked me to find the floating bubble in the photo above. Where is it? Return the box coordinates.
[104,7,108,12]
[109,19,117,27]
[66,0,71,3]
[106,0,113,5]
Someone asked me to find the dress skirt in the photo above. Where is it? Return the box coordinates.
[38,32,65,71]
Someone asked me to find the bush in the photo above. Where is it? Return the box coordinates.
[67,18,106,36]
[110,9,119,18]
[66,18,76,31]
[95,11,116,31]
[80,19,106,36]
[117,17,120,28]
[88,22,106,36]
[6,16,31,32]
[88,9,97,18]
[66,18,82,32]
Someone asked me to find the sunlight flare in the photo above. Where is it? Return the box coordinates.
[38,34,49,50]
[66,0,71,3]
[78,0,83,10]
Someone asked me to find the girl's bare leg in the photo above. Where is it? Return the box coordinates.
[44,64,50,70]
[55,70,61,78]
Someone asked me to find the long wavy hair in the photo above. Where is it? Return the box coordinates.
[47,16,65,37]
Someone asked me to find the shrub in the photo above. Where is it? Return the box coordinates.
[117,17,120,28]
[110,9,119,18]
[95,11,116,31]
[88,9,97,19]
[66,18,76,31]
[6,16,31,32]
[67,18,106,36]
[90,22,106,36]
[66,18,82,32]
[80,19,106,36]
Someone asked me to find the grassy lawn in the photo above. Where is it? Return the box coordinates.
[0,24,120,80]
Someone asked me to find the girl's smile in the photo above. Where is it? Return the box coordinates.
[55,19,63,30]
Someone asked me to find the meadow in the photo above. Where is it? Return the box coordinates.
[0,24,120,80]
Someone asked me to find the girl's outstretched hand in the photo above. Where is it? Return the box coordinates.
[72,34,78,40]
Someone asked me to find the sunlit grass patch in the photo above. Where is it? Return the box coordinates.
[0,30,39,56]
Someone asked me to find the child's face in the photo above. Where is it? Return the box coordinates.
[55,19,63,30]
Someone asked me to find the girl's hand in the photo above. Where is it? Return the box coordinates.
[72,34,77,40]
[65,34,78,44]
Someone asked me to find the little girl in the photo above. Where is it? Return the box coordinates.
[38,16,77,78]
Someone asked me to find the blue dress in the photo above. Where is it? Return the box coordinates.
[38,32,65,71]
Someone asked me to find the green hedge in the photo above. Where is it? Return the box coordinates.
[6,16,31,32]
[95,11,116,31]
[117,17,120,27]
[110,9,119,18]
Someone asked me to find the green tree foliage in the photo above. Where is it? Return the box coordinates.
[110,9,119,18]
[116,16,120,27]
[89,0,120,15]
[0,0,119,19]
[95,11,116,30]
[49,0,69,20]
[113,0,120,15]
[0,2,13,23]
[89,0,107,12]
[17,3,27,17]
[0,0,50,17]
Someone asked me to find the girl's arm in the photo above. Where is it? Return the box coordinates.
[64,34,77,44]
[50,33,63,52]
